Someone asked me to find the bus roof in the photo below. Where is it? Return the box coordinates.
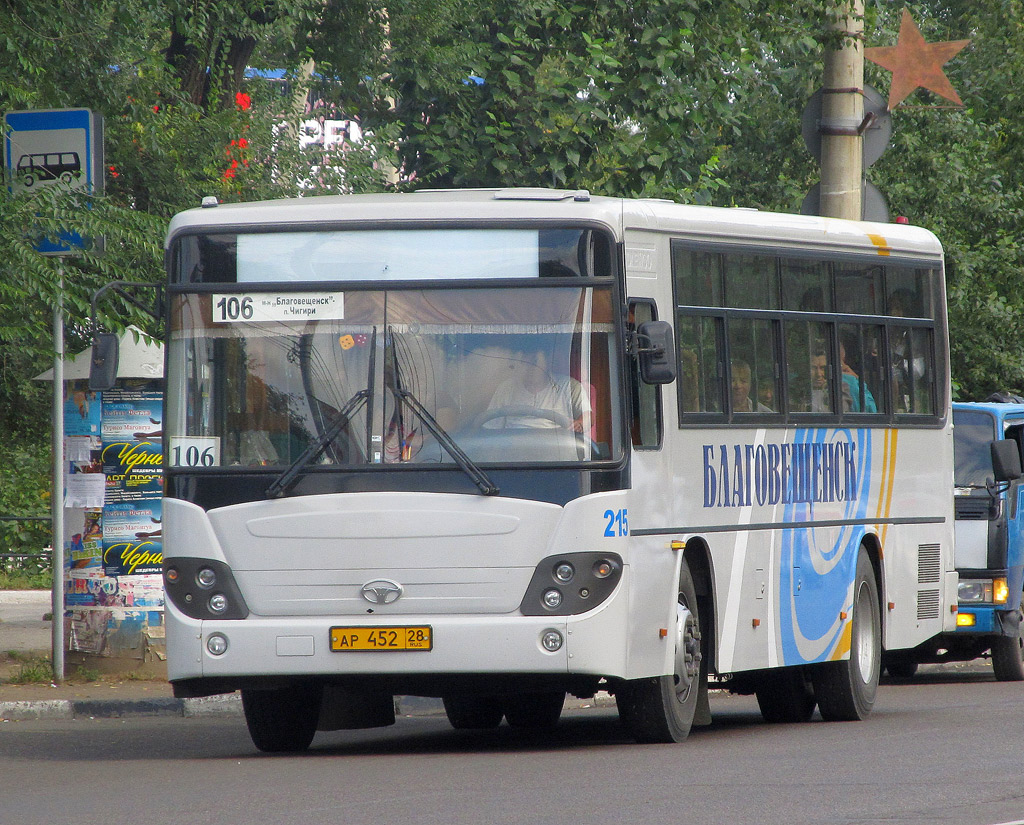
[167,188,943,261]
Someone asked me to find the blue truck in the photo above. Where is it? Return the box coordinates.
[884,397,1024,680]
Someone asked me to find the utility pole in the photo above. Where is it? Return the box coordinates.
[820,0,865,220]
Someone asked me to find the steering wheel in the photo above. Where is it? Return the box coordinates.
[473,405,572,429]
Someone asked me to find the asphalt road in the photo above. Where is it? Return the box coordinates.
[3,664,1024,825]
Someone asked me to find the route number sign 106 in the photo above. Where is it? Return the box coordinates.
[169,437,221,467]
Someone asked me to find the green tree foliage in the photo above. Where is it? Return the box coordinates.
[713,1,1024,400]
[375,0,828,200]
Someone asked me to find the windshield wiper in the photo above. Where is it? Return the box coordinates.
[394,387,499,496]
[265,389,370,499]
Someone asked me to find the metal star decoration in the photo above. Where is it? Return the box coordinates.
[864,8,970,109]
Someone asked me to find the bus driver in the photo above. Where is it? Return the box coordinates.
[483,340,591,432]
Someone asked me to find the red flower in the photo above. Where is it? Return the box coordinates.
[108,165,119,179]
[235,92,252,110]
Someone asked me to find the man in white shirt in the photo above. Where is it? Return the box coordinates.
[484,344,591,432]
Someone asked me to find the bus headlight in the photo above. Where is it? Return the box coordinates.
[206,634,228,655]
[542,589,563,609]
[519,552,623,615]
[164,558,249,620]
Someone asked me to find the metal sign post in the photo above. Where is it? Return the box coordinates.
[5,109,103,682]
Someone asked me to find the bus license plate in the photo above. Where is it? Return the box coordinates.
[330,626,433,652]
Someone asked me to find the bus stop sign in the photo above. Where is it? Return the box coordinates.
[3,108,104,254]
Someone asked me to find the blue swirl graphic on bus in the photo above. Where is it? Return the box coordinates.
[778,428,873,665]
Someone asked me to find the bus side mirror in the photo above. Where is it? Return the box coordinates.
[88,333,120,391]
[637,320,676,385]
[991,439,1022,483]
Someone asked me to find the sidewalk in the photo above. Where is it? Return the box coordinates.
[0,589,240,720]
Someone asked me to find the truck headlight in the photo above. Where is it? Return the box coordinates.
[959,579,994,604]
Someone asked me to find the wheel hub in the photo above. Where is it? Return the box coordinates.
[674,602,702,702]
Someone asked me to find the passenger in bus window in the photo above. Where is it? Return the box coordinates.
[731,359,772,412]
[840,342,877,413]
[810,350,852,412]
[484,340,591,432]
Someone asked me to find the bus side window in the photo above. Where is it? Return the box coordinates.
[839,324,883,414]
[677,315,723,414]
[786,319,835,413]
[891,326,934,415]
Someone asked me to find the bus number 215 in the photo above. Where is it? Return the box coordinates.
[603,508,628,537]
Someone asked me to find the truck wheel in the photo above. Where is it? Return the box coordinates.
[241,682,322,752]
[754,667,816,723]
[811,548,881,721]
[991,595,1024,682]
[617,561,701,743]
[503,691,565,729]
[442,695,504,729]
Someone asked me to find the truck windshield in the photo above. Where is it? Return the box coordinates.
[953,409,997,487]
[166,285,621,469]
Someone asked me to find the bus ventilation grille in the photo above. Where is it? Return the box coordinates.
[916,590,941,621]
[917,544,941,584]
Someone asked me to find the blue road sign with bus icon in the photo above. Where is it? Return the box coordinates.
[3,108,103,254]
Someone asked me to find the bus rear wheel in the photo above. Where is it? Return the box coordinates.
[241,682,323,752]
[991,593,1024,682]
[754,667,816,723]
[617,561,701,743]
[811,549,880,721]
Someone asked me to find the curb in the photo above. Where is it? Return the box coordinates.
[0,694,242,721]
[1,691,615,722]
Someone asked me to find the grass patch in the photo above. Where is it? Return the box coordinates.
[6,655,53,684]
[0,566,52,590]
[72,665,102,682]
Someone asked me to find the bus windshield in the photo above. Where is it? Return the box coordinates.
[953,408,997,487]
[166,285,621,468]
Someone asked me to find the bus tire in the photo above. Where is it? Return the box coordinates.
[503,691,565,729]
[617,561,701,743]
[991,595,1024,682]
[442,695,504,729]
[811,549,881,721]
[241,682,322,752]
[754,667,816,723]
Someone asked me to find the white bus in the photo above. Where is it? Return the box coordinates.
[156,189,956,751]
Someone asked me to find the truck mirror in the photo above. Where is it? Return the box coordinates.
[88,332,119,391]
[991,439,1022,483]
[637,320,676,385]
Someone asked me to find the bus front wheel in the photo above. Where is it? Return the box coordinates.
[617,561,701,743]
[811,549,881,721]
[241,682,322,752]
